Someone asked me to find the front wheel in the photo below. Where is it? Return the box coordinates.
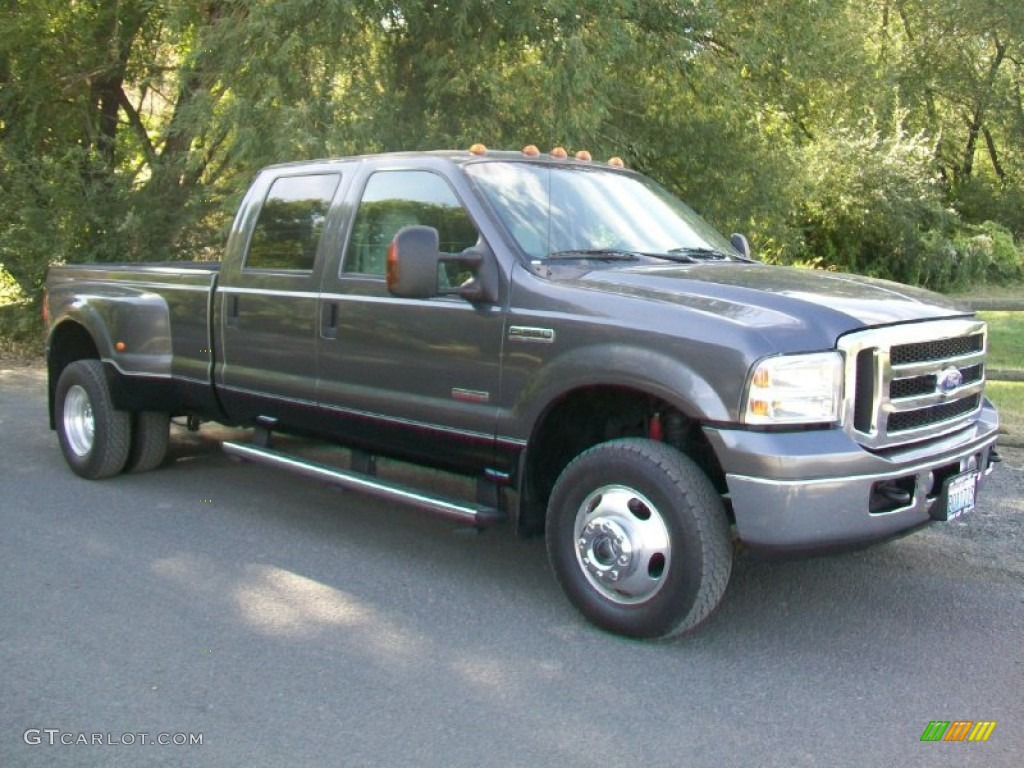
[55,359,131,479]
[546,438,732,639]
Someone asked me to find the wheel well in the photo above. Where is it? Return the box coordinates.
[517,386,727,535]
[47,321,100,428]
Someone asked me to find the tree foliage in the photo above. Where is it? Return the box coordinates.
[2,0,1022,299]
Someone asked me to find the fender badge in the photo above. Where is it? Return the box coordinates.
[509,326,555,344]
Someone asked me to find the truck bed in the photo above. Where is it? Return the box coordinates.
[46,260,221,414]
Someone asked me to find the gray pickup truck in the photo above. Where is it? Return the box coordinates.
[44,147,1001,638]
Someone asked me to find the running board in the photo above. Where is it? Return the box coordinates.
[222,441,506,527]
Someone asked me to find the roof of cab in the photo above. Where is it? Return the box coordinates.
[259,148,622,173]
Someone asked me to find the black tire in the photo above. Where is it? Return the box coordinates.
[546,438,732,639]
[125,411,170,473]
[54,359,131,479]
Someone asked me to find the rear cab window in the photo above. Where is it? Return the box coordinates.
[244,173,342,272]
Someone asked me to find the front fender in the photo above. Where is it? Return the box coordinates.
[510,342,736,435]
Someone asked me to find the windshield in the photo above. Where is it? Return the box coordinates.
[464,161,737,261]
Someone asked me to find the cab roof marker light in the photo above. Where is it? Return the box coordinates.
[575,150,592,161]
[469,143,487,155]
[522,144,540,157]
[608,156,625,168]
[550,147,568,159]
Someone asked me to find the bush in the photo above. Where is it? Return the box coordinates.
[0,264,43,356]
[954,178,1024,240]
[789,124,969,289]
[952,221,1024,285]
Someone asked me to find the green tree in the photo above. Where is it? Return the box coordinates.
[1,0,1021,302]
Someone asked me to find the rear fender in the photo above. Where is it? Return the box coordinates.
[47,287,173,377]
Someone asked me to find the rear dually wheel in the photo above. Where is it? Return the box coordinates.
[55,359,131,479]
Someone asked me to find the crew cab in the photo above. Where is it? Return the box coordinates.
[44,146,1001,638]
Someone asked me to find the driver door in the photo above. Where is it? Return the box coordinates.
[316,168,505,470]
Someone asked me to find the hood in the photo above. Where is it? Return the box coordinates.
[567,261,969,342]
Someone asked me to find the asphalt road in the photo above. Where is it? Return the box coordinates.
[2,365,1022,768]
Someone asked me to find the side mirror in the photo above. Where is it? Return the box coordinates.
[731,233,752,260]
[387,226,440,299]
[445,249,499,304]
[387,225,498,303]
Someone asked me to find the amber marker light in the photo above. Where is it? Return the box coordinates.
[608,156,625,168]
[468,143,488,155]
[386,240,399,287]
[550,146,568,159]
[522,144,540,156]
[575,150,592,161]
[115,341,127,352]
[751,367,771,389]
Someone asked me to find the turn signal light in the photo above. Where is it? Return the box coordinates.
[386,240,399,287]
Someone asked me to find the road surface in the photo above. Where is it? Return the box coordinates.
[1,365,1021,767]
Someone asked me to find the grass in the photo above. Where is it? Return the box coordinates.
[975,308,1023,444]
[947,282,1024,301]
[977,311,1024,371]
[986,382,1024,440]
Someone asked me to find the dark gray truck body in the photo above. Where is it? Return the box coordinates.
[44,150,1001,637]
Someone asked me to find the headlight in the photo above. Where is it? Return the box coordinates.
[744,351,843,425]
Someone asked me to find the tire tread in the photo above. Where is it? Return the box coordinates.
[546,438,732,639]
[55,359,131,479]
[126,411,170,473]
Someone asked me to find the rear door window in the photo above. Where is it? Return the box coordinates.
[245,173,341,272]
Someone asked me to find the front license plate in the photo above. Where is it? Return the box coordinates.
[942,471,979,522]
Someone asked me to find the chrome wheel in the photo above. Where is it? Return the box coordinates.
[63,384,95,457]
[54,359,131,479]
[574,485,671,605]
[548,439,733,638]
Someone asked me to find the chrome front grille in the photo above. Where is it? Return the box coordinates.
[889,334,984,365]
[838,319,987,449]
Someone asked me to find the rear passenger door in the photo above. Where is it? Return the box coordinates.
[217,170,343,425]
[316,167,505,470]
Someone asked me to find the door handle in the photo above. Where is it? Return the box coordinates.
[225,294,240,328]
[320,301,338,340]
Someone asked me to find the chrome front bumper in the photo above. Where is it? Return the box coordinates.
[704,402,1000,552]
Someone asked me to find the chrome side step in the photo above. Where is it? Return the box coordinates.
[222,441,506,527]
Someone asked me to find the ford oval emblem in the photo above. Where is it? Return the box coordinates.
[937,367,963,394]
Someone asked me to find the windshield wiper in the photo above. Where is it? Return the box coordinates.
[546,248,642,262]
[645,252,699,264]
[666,246,730,260]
